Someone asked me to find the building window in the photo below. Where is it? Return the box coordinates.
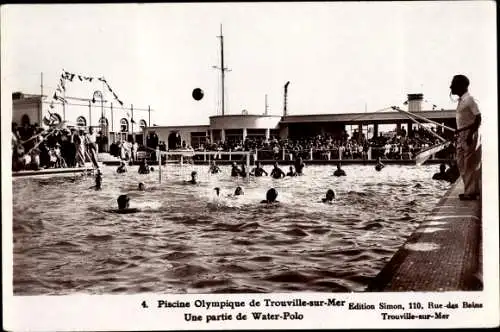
[120,118,129,132]
[139,119,147,129]
[76,116,87,127]
[190,132,208,149]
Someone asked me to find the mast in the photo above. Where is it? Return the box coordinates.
[214,24,230,116]
[220,24,225,116]
[265,94,269,115]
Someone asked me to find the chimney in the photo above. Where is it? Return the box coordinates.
[407,93,423,112]
[283,81,290,116]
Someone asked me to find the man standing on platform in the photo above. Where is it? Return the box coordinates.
[450,74,481,200]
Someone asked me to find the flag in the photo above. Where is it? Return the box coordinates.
[78,75,83,81]
[53,93,57,100]
[69,74,75,82]
[118,99,123,106]
[131,119,136,124]
[415,141,450,166]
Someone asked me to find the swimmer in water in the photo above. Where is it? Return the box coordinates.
[261,188,279,204]
[250,162,268,177]
[115,194,139,213]
[444,160,460,183]
[333,162,346,177]
[231,162,241,177]
[240,163,248,177]
[93,169,102,190]
[432,163,447,181]
[294,157,305,175]
[116,161,127,173]
[375,157,385,171]
[185,171,198,184]
[138,182,146,191]
[209,160,221,174]
[286,166,297,177]
[150,167,155,172]
[138,160,150,174]
[234,186,244,196]
[270,162,286,179]
[322,189,336,203]
[214,187,221,196]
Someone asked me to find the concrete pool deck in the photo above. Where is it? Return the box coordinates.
[367,181,482,292]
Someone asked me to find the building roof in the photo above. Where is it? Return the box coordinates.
[280,110,455,124]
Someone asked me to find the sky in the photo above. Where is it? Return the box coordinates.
[1,2,497,126]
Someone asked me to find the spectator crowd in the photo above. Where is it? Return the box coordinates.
[12,122,453,172]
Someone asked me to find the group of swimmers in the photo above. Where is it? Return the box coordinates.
[209,157,306,179]
[116,160,154,174]
[211,186,335,204]
[100,155,450,213]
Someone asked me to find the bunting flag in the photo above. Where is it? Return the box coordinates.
[53,69,126,108]
[131,119,136,124]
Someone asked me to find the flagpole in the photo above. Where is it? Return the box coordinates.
[131,104,134,140]
[63,89,66,121]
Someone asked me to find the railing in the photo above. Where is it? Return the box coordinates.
[140,145,451,163]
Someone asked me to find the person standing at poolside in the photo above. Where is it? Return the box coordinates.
[86,127,99,168]
[74,129,86,167]
[450,74,481,200]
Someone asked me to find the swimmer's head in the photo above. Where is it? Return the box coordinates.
[191,171,197,180]
[117,194,130,210]
[337,162,342,169]
[266,188,278,202]
[234,186,244,196]
[150,167,154,172]
[440,163,446,172]
[257,162,262,167]
[274,162,279,168]
[138,182,145,191]
[232,162,237,167]
[325,189,335,201]
[289,166,294,171]
[214,187,220,196]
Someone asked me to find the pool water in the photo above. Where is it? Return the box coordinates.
[13,164,450,294]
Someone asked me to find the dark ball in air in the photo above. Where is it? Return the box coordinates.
[192,88,204,101]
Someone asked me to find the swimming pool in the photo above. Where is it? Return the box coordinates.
[13,164,450,294]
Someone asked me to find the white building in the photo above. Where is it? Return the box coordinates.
[12,92,149,152]
[146,114,282,150]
